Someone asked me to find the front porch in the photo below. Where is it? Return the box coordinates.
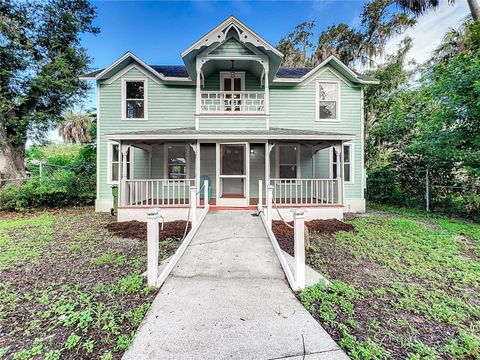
[109,128,353,221]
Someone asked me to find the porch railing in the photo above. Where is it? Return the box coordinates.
[269,178,342,205]
[122,179,195,206]
[200,91,265,113]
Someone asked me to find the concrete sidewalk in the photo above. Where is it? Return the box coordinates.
[123,211,348,360]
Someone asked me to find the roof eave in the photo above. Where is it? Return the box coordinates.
[105,133,355,141]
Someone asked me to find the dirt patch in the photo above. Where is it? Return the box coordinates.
[106,220,191,242]
[272,219,354,256]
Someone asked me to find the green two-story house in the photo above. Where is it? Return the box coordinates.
[81,16,378,222]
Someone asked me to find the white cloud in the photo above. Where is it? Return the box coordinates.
[385,1,470,64]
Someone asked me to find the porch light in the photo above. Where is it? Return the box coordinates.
[230,60,236,78]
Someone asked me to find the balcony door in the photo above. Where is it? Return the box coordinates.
[220,72,245,112]
[217,143,249,206]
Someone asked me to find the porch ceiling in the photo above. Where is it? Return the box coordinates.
[105,127,355,141]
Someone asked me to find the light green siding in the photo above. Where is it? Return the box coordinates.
[269,67,363,199]
[210,38,255,56]
[97,64,364,206]
[98,67,196,202]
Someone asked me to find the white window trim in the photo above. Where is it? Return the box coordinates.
[107,141,134,185]
[316,80,340,122]
[219,71,245,91]
[275,143,301,179]
[121,78,148,121]
[163,144,190,179]
[329,143,354,184]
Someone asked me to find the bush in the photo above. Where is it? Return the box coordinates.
[0,143,96,211]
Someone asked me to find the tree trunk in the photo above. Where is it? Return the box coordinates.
[0,142,27,186]
[468,0,480,21]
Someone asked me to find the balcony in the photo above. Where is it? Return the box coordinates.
[200,91,265,114]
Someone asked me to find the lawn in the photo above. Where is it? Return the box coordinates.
[299,206,480,359]
[0,207,179,360]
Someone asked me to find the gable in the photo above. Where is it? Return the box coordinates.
[210,37,255,56]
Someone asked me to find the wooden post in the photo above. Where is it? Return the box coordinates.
[39,161,43,178]
[190,186,197,226]
[267,185,273,228]
[147,208,160,287]
[121,145,129,206]
[258,180,263,211]
[292,208,306,289]
[203,179,209,210]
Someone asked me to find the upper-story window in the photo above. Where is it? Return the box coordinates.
[317,81,339,121]
[122,79,147,120]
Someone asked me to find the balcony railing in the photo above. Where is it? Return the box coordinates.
[269,178,342,205]
[200,91,265,113]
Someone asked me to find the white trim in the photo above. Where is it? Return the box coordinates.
[329,143,354,184]
[106,133,355,141]
[316,80,341,122]
[163,143,190,179]
[121,78,148,121]
[96,84,101,201]
[107,141,134,185]
[181,16,283,59]
[217,142,249,206]
[360,88,365,199]
[275,143,300,179]
[102,63,160,85]
[219,71,245,91]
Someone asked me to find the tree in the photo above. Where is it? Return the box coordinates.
[0,0,99,183]
[276,21,315,67]
[396,0,479,21]
[315,0,415,66]
[58,108,94,144]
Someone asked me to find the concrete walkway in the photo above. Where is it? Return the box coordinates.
[123,211,348,360]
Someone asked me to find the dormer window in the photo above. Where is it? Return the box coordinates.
[122,79,147,120]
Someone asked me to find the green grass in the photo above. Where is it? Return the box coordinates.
[0,208,160,359]
[302,206,480,359]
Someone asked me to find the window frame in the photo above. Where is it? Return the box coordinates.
[121,78,148,121]
[275,144,301,179]
[316,80,340,122]
[163,144,190,180]
[330,143,354,184]
[107,141,134,185]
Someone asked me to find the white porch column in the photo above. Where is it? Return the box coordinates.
[190,186,197,226]
[292,208,306,289]
[263,61,270,121]
[121,144,130,206]
[147,208,160,287]
[195,60,201,115]
[190,141,201,205]
[267,185,273,228]
[333,143,343,205]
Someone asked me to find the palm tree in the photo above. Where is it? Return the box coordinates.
[58,108,93,144]
[396,0,479,21]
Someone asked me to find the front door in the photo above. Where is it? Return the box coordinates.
[218,144,248,206]
[220,72,244,112]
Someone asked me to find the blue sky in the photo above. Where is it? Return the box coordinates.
[82,0,368,70]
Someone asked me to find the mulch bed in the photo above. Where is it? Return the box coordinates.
[272,219,354,256]
[106,220,191,242]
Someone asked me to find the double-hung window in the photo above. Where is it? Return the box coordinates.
[108,142,131,184]
[317,82,339,121]
[123,80,146,120]
[278,145,298,179]
[332,144,353,183]
[165,145,188,179]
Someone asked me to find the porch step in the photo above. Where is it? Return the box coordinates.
[209,205,258,211]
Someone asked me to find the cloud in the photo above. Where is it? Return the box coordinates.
[385,1,470,64]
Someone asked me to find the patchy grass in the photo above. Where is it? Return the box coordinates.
[0,207,177,359]
[301,206,480,359]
